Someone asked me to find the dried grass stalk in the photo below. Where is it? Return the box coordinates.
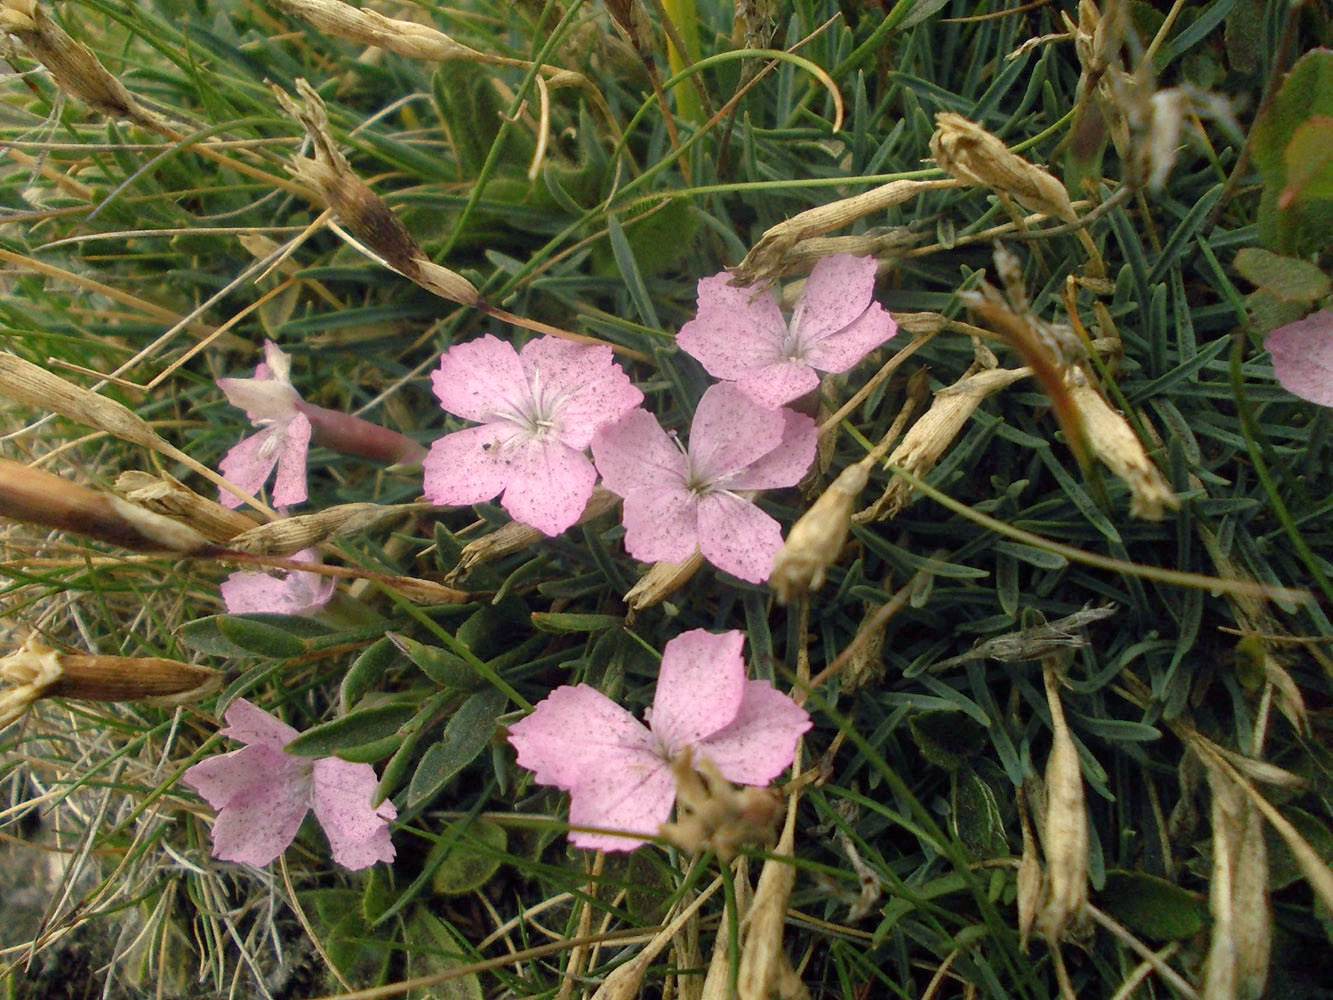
[736,792,801,999]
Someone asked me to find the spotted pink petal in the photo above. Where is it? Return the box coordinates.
[431,334,528,423]
[676,273,787,379]
[697,491,786,583]
[688,384,789,482]
[312,757,398,870]
[269,411,311,507]
[794,254,880,342]
[219,550,334,617]
[802,303,897,374]
[220,698,301,749]
[735,361,823,409]
[218,430,281,509]
[216,375,301,421]
[1267,309,1333,407]
[726,409,818,491]
[519,338,644,450]
[495,437,599,537]
[422,423,520,507]
[695,680,812,784]
[618,483,700,564]
[567,756,676,851]
[508,683,659,790]
[649,629,746,751]
[203,767,312,866]
[591,408,685,497]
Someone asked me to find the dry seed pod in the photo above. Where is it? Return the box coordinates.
[225,502,432,555]
[1,637,219,727]
[625,550,706,615]
[841,600,888,692]
[0,458,217,555]
[930,112,1078,223]
[1036,659,1088,943]
[769,461,869,603]
[736,797,800,1000]
[116,470,259,543]
[1,0,148,123]
[658,750,783,861]
[449,487,620,582]
[1015,786,1044,952]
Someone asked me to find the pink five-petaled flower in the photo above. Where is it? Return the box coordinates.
[676,254,898,409]
[217,340,311,509]
[219,548,335,615]
[182,698,396,870]
[507,629,810,851]
[422,335,643,536]
[591,382,817,583]
[1267,309,1333,407]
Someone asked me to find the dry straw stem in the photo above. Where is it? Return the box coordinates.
[449,487,620,583]
[0,637,219,727]
[625,550,706,615]
[1015,786,1043,952]
[735,786,805,1000]
[735,178,960,283]
[587,872,723,1000]
[0,354,275,515]
[855,364,1032,522]
[700,857,752,1000]
[1066,367,1177,519]
[1037,657,1089,945]
[0,457,217,555]
[116,471,259,544]
[225,501,436,555]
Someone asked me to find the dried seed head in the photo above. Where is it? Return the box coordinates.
[769,461,869,603]
[1,0,147,123]
[736,797,799,1000]
[625,550,705,616]
[1065,367,1177,519]
[1036,660,1088,942]
[450,487,619,582]
[659,750,783,861]
[842,600,887,692]
[1015,786,1044,952]
[0,458,216,554]
[226,502,431,555]
[116,471,259,543]
[276,0,483,62]
[930,112,1078,223]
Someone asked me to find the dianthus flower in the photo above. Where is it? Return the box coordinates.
[219,548,335,615]
[422,335,643,536]
[217,340,310,509]
[1267,309,1333,407]
[507,629,810,851]
[676,254,897,408]
[182,698,395,870]
[591,383,816,583]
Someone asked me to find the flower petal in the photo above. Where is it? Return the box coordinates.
[619,484,700,564]
[217,376,301,421]
[311,757,397,870]
[182,743,300,808]
[650,629,746,751]
[498,438,598,536]
[802,302,897,374]
[696,491,785,583]
[220,571,296,615]
[735,361,821,409]
[676,273,786,379]
[269,411,310,507]
[726,409,817,490]
[220,697,301,748]
[218,430,280,509]
[696,680,811,785]
[508,684,656,790]
[519,338,644,449]
[204,768,311,866]
[792,254,879,343]
[422,423,517,506]
[591,408,686,497]
[431,335,528,422]
[567,755,676,852]
[1267,309,1333,407]
[688,384,787,483]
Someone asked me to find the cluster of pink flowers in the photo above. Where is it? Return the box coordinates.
[187,255,893,865]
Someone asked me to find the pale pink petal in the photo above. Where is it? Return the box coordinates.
[311,757,396,869]
[1267,309,1333,407]
[216,376,301,421]
[261,339,292,384]
[802,302,897,373]
[792,254,879,343]
[619,484,700,564]
[676,273,786,379]
[687,384,787,482]
[519,338,644,449]
[422,424,518,506]
[205,771,311,866]
[181,742,301,807]
[498,438,598,536]
[218,430,280,509]
[649,630,746,751]
[726,410,817,490]
[567,756,676,851]
[269,411,310,507]
[509,684,657,789]
[591,409,685,497]
[220,571,298,615]
[431,335,528,422]
[696,492,785,583]
[220,697,301,748]
[695,680,811,785]
[735,361,821,409]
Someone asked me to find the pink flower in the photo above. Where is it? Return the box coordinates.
[422,335,643,536]
[507,629,810,851]
[676,254,898,408]
[182,698,396,870]
[217,340,311,509]
[219,548,335,615]
[1267,309,1333,407]
[591,383,817,583]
